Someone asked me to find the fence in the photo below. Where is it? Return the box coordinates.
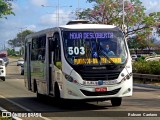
[133,73,160,84]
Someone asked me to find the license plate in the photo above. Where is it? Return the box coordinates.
[95,87,107,92]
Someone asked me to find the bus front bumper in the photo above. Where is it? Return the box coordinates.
[61,78,133,100]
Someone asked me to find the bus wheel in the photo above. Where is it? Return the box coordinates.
[1,77,5,81]
[37,92,45,100]
[111,97,122,106]
[54,83,60,101]
[36,82,45,100]
[33,80,37,93]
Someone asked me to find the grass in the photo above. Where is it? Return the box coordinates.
[8,56,23,59]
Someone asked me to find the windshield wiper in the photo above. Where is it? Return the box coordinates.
[93,31,115,66]
[98,49,117,66]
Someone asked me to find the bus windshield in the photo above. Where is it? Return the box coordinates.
[62,30,127,65]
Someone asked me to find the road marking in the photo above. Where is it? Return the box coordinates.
[0,95,52,120]
[0,95,31,112]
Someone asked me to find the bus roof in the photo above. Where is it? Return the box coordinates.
[60,24,117,29]
[25,24,120,39]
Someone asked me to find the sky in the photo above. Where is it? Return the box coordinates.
[0,0,160,49]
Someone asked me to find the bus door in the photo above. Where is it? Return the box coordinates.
[49,33,61,96]
[27,42,32,90]
[48,36,54,94]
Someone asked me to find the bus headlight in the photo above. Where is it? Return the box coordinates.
[64,74,79,84]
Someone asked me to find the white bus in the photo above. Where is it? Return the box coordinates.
[24,20,132,106]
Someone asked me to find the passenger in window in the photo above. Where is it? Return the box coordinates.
[105,44,115,56]
[38,54,42,60]
[92,43,98,58]
[38,50,43,60]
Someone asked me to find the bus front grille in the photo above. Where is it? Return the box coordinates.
[80,72,120,81]
[80,88,121,96]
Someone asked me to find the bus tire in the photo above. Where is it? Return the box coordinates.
[35,81,44,100]
[37,92,44,100]
[33,80,37,93]
[1,77,5,81]
[36,88,45,100]
[54,83,60,100]
[21,71,24,75]
[111,97,122,106]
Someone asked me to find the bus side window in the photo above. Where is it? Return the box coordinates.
[53,33,61,69]
[37,36,46,62]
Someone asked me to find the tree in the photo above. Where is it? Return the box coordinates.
[128,28,157,53]
[8,38,17,49]
[7,48,15,56]
[128,35,147,54]
[149,12,160,36]
[17,30,34,46]
[0,0,15,19]
[77,0,160,37]
[7,30,34,55]
[8,30,34,48]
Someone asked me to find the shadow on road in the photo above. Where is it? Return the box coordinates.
[36,96,112,111]
[0,96,112,113]
[1,96,160,117]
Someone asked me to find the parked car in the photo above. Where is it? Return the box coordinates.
[0,58,6,81]
[21,64,24,75]
[2,57,9,66]
[150,52,157,56]
[17,58,24,66]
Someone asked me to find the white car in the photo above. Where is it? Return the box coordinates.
[17,58,24,66]
[2,57,9,66]
[0,58,6,81]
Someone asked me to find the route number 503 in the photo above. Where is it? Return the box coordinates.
[68,47,85,55]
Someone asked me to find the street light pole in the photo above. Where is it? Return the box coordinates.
[19,27,27,56]
[41,4,72,26]
[42,5,58,26]
[58,0,59,26]
[77,0,80,20]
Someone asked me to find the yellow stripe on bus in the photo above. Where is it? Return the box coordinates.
[74,58,121,64]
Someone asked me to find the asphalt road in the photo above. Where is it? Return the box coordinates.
[0,58,160,120]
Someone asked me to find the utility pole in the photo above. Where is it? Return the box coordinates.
[77,0,80,19]
[41,3,72,26]
[19,27,27,56]
[58,0,59,26]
